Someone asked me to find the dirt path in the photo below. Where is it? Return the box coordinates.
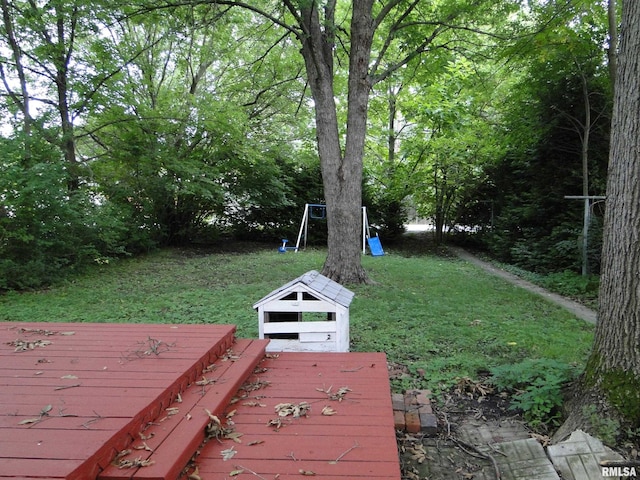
[449,247,597,325]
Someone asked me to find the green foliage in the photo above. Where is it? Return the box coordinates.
[490,359,579,428]
[80,9,316,248]
[0,0,615,287]
[0,137,131,289]
[363,181,408,242]
[479,261,599,309]
[540,271,599,298]
[228,157,325,242]
[454,2,611,273]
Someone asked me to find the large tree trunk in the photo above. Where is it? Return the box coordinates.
[295,1,373,284]
[557,0,640,440]
[322,0,373,284]
[587,0,640,419]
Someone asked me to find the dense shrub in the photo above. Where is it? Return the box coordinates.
[0,138,133,289]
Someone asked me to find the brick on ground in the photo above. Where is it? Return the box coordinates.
[392,393,406,431]
[394,390,438,435]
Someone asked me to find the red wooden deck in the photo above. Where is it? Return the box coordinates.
[192,352,401,480]
[0,322,400,480]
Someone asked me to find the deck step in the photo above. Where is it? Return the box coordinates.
[0,323,238,480]
[79,326,237,479]
[98,338,269,480]
[191,352,402,479]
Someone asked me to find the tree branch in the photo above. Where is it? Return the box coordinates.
[123,0,301,40]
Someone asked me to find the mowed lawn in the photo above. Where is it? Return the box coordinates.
[0,244,594,392]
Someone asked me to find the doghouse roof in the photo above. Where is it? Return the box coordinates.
[253,270,354,309]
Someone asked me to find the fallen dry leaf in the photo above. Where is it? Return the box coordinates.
[18,417,41,425]
[133,442,153,452]
[115,457,155,469]
[221,447,237,461]
[330,386,351,401]
[225,431,243,443]
[241,379,271,391]
[317,385,351,401]
[275,402,310,418]
[267,417,285,430]
[187,467,202,480]
[195,376,216,386]
[9,339,52,352]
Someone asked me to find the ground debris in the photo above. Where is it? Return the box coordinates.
[8,338,52,352]
[121,337,175,361]
[398,376,526,480]
[195,376,216,386]
[241,379,270,392]
[242,400,267,407]
[316,385,351,401]
[275,402,311,418]
[454,376,494,400]
[115,457,155,469]
[204,408,243,443]
[221,348,240,362]
[398,432,488,480]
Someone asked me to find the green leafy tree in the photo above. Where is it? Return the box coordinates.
[162,0,527,282]
[462,1,612,273]
[0,0,123,186]
[85,7,309,246]
[0,134,128,289]
[365,52,502,245]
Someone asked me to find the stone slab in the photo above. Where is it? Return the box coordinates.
[547,429,625,480]
[479,438,561,480]
[458,418,531,446]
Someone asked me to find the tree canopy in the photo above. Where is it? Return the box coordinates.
[0,0,614,287]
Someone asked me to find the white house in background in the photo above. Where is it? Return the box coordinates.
[253,270,354,352]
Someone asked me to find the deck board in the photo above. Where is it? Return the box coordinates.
[98,338,269,480]
[0,322,237,480]
[1,324,401,479]
[192,352,401,479]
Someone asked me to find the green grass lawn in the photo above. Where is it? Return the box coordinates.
[0,244,594,393]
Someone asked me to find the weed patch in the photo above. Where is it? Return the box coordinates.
[490,359,579,430]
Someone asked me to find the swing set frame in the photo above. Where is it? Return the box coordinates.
[291,204,383,255]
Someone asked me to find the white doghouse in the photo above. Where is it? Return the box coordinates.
[254,270,354,352]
